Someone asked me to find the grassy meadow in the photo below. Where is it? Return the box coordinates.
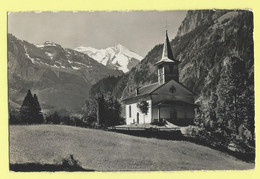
[10,125,254,171]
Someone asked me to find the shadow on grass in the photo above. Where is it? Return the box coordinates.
[10,163,95,172]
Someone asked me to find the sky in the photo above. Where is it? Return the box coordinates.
[8,11,187,56]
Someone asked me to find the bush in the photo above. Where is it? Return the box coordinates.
[182,126,202,138]
[137,100,149,114]
[10,154,93,171]
[57,154,81,169]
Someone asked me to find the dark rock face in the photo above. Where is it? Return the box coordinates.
[8,34,122,112]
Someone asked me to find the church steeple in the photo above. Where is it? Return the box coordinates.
[162,30,175,61]
[155,31,180,84]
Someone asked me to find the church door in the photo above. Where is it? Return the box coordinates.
[137,112,139,124]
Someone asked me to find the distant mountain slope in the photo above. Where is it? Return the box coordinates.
[8,34,122,112]
[74,44,143,73]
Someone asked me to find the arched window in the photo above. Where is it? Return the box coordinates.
[129,105,131,117]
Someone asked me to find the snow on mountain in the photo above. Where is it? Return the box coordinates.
[75,44,143,73]
[8,34,123,112]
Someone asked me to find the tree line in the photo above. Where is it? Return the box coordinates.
[9,90,124,128]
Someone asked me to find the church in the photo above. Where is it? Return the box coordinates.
[122,31,198,126]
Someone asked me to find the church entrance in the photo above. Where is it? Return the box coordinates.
[137,112,139,124]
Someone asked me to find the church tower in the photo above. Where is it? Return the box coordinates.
[155,31,180,84]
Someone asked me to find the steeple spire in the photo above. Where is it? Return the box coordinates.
[162,30,175,61]
[155,30,180,66]
[166,20,168,33]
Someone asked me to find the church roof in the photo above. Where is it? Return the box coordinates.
[155,31,180,66]
[122,79,194,102]
[122,82,163,101]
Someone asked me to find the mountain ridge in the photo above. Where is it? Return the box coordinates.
[74,44,143,73]
[8,34,122,112]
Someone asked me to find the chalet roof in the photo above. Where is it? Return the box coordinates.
[155,31,181,66]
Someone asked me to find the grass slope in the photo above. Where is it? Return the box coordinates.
[10,125,254,171]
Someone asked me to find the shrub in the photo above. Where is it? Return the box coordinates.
[54,154,82,170]
[182,125,202,138]
[137,100,149,114]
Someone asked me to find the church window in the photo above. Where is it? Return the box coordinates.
[158,67,163,75]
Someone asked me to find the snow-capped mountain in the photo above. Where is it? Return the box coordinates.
[74,44,143,73]
[8,34,122,112]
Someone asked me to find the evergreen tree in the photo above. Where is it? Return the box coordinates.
[217,57,247,135]
[238,74,255,144]
[208,91,218,129]
[104,92,122,127]
[95,92,105,126]
[33,94,44,123]
[19,90,44,124]
[9,109,20,124]
[19,90,35,124]
[83,92,123,128]
[82,99,98,127]
[216,56,255,146]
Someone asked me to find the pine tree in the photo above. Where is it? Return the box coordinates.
[33,94,44,124]
[19,90,44,124]
[19,90,35,124]
[104,92,122,127]
[95,92,105,126]
[208,92,218,128]
[83,92,123,128]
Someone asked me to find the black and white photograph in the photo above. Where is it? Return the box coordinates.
[8,10,255,171]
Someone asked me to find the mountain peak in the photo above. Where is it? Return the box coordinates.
[34,41,61,48]
[75,44,143,73]
[44,41,60,47]
[75,46,98,52]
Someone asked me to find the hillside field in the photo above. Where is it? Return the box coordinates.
[9,125,254,171]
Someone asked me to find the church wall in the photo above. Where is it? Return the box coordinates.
[125,99,152,125]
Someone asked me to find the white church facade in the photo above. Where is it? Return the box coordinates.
[122,31,198,126]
